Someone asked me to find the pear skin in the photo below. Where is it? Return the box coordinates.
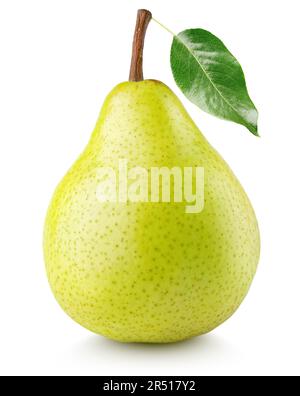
[44,80,260,343]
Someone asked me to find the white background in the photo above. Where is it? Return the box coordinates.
[0,0,299,376]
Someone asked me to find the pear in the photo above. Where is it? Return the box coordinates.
[44,10,260,343]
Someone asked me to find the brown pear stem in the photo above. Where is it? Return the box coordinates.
[129,9,152,82]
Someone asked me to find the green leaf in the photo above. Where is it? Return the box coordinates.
[170,29,258,135]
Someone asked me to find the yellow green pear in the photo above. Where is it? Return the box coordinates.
[44,10,260,343]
